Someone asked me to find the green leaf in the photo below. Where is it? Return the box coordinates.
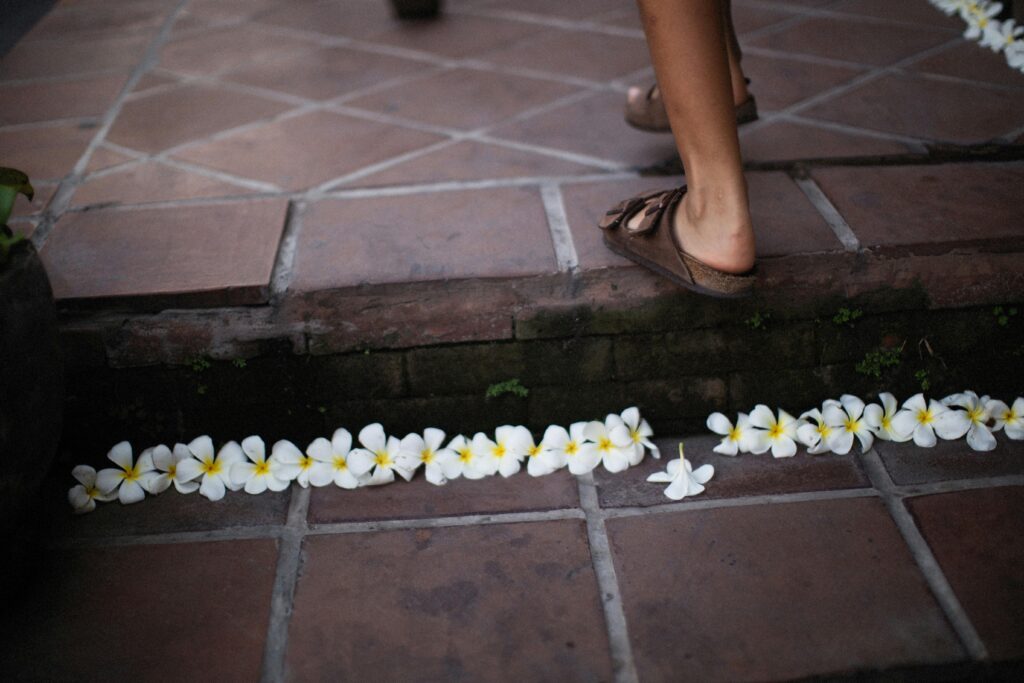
[0,167,34,227]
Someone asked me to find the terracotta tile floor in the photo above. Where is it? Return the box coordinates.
[4,1,1024,678]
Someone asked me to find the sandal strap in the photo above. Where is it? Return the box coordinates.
[598,189,665,230]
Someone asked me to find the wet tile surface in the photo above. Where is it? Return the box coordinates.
[908,487,1024,660]
[1,539,277,681]
[41,199,289,304]
[812,162,1024,250]
[287,521,613,681]
[594,435,870,507]
[607,497,965,680]
[292,187,557,289]
[877,436,1024,486]
[309,469,580,523]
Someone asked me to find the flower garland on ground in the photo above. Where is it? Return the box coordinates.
[67,407,660,514]
[68,393,1023,512]
[931,1,1024,72]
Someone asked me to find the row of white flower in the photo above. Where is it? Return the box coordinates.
[706,392,1023,458]
[640,391,1023,503]
[931,0,1024,72]
[68,407,659,514]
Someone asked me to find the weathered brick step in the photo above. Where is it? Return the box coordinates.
[59,279,1024,463]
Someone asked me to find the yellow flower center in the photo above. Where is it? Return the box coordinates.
[565,441,578,456]
[255,461,270,476]
[630,428,641,443]
[768,423,783,439]
[493,444,506,459]
[299,455,313,471]
[844,418,860,433]
[728,426,741,442]
[122,465,140,482]
[421,448,435,463]
[917,408,933,425]
[817,423,831,438]
[1004,409,1019,423]
[86,485,101,499]
[333,455,347,471]
[374,451,391,467]
[458,447,472,463]
[968,407,984,424]
[202,459,221,475]
[599,436,612,451]
[167,463,177,479]
[881,416,892,431]
[528,445,542,458]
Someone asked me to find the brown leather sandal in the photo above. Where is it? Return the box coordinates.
[599,186,756,299]
[625,80,759,133]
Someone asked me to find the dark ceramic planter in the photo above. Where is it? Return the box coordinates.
[389,0,443,20]
[0,242,63,585]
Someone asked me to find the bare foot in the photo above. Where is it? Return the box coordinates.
[671,190,756,274]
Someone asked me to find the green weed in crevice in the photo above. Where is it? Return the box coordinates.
[486,378,529,399]
[832,306,864,327]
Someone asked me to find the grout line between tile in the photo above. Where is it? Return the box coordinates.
[446,5,646,40]
[602,486,879,520]
[269,199,306,301]
[48,524,285,549]
[858,448,990,661]
[779,113,932,150]
[29,0,191,251]
[306,508,586,535]
[260,486,311,683]
[577,473,639,683]
[540,183,579,273]
[791,174,860,252]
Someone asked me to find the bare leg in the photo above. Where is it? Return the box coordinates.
[633,0,755,273]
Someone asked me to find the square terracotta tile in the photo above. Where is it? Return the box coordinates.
[740,119,914,162]
[286,521,613,680]
[254,0,396,39]
[345,67,579,131]
[223,45,429,100]
[607,498,965,680]
[309,468,580,523]
[106,83,291,154]
[0,34,149,80]
[23,0,172,41]
[349,140,595,187]
[741,52,866,111]
[483,0,629,21]
[41,198,289,305]
[908,40,1024,89]
[490,90,680,166]
[483,28,651,82]
[595,434,870,507]
[0,123,94,181]
[365,14,540,59]
[732,3,799,35]
[173,110,444,191]
[877,436,1024,486]
[73,160,252,207]
[746,16,954,67]
[185,0,287,23]
[908,486,1024,659]
[802,73,1024,144]
[292,187,557,289]
[1,540,277,680]
[157,23,315,76]
[811,162,1024,250]
[2,73,127,125]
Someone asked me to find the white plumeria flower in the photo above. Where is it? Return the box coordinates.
[348,423,413,486]
[982,17,1023,51]
[521,427,556,477]
[230,436,293,494]
[797,407,840,455]
[268,439,329,488]
[822,395,875,454]
[95,441,156,505]
[943,391,997,451]
[307,428,371,489]
[934,0,969,16]
[443,434,492,480]
[646,443,714,501]
[964,1,1002,41]
[68,465,117,514]
[890,393,969,448]
[863,393,913,443]
[582,419,633,473]
[141,444,201,495]
[607,406,658,463]
[748,405,801,458]
[706,411,764,455]
[988,396,1024,439]
[537,424,569,473]
[397,428,459,486]
[546,422,600,475]
[1007,40,1024,68]
[475,426,530,478]
[182,436,245,501]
